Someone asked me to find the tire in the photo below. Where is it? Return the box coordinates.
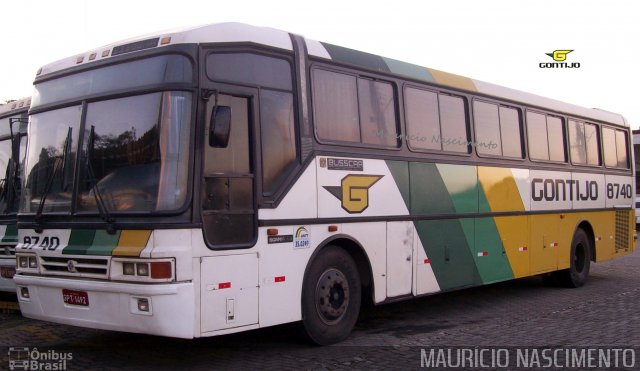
[555,229,591,288]
[301,245,361,345]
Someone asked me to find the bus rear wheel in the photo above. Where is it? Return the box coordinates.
[556,229,591,288]
[301,245,361,345]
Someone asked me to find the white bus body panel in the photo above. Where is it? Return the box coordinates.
[386,221,413,297]
[200,254,258,333]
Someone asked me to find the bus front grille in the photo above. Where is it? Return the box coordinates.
[1,245,15,257]
[40,256,109,279]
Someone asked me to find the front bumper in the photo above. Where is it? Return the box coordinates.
[0,258,16,292]
[14,274,195,338]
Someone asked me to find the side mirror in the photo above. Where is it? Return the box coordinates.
[209,106,231,148]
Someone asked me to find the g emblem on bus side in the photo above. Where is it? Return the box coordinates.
[323,174,383,213]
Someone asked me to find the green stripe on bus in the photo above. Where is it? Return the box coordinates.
[436,164,478,214]
[385,160,410,211]
[62,229,96,255]
[409,162,455,214]
[1,224,18,243]
[321,42,391,73]
[85,230,122,256]
[382,57,434,82]
[416,219,481,291]
[409,162,481,290]
[474,217,514,284]
[475,188,515,283]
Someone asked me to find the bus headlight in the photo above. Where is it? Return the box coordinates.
[123,262,136,276]
[110,258,175,282]
[16,254,39,273]
[136,263,149,276]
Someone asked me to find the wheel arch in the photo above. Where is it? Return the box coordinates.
[303,234,375,306]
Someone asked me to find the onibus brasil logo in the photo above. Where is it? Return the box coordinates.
[8,347,73,370]
[539,49,580,68]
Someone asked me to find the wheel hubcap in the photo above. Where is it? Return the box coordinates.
[316,268,349,325]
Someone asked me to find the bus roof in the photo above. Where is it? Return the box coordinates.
[0,97,31,118]
[36,22,627,127]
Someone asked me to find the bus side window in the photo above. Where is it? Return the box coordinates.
[260,90,296,195]
[569,120,601,166]
[473,100,522,158]
[313,69,360,143]
[405,88,468,154]
[312,68,399,147]
[603,127,630,168]
[615,130,629,168]
[527,111,566,163]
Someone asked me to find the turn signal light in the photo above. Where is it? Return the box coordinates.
[267,228,279,236]
[150,262,172,279]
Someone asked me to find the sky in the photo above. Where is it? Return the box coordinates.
[1,0,639,129]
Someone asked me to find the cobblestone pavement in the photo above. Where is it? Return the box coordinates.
[1,239,639,370]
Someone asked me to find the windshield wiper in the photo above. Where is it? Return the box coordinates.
[0,177,7,214]
[6,117,28,213]
[85,125,116,234]
[34,127,72,232]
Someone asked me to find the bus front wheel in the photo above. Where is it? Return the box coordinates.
[301,245,361,345]
[556,229,591,288]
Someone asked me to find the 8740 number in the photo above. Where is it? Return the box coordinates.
[21,236,61,251]
[606,183,632,199]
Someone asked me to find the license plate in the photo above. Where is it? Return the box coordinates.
[0,266,15,279]
[62,289,89,306]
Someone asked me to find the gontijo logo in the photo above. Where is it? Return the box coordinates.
[540,50,580,68]
[323,174,383,213]
[546,50,573,61]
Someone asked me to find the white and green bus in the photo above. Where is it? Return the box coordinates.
[0,97,29,292]
[15,23,635,345]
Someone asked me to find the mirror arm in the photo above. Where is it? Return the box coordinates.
[201,89,218,102]
[202,88,220,134]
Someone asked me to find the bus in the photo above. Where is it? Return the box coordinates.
[14,23,635,345]
[0,97,29,293]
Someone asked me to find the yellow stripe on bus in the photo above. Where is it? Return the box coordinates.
[428,68,477,92]
[112,230,152,257]
[478,167,529,277]
[494,216,530,278]
[478,167,524,212]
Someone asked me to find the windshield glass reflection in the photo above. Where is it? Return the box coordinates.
[78,92,191,212]
[23,106,81,213]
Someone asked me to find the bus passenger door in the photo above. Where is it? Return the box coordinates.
[200,91,259,332]
[386,221,413,297]
[201,93,256,248]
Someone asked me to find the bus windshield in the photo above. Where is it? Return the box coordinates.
[22,92,192,214]
[78,92,192,213]
[0,138,13,213]
[0,116,27,215]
